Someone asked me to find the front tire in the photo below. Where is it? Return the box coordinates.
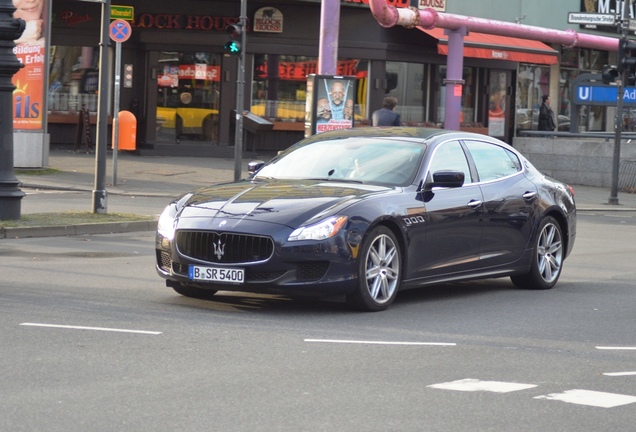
[172,284,218,300]
[511,216,564,290]
[347,226,402,311]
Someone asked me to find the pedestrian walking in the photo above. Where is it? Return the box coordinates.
[538,95,556,131]
[372,96,402,126]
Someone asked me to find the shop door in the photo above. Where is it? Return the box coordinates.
[155,51,221,143]
[487,70,514,143]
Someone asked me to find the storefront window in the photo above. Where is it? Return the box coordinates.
[488,70,510,137]
[156,51,221,142]
[516,65,550,131]
[49,46,100,114]
[558,47,608,132]
[251,55,367,123]
[386,62,426,124]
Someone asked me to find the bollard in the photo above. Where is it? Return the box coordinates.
[112,110,137,151]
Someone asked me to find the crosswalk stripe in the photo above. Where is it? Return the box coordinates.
[534,389,636,408]
[427,379,537,393]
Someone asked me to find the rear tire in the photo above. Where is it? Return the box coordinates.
[172,284,218,300]
[511,216,563,290]
[346,226,401,311]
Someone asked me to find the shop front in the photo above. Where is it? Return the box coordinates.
[38,0,581,160]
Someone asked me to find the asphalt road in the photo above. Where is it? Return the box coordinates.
[1,214,635,432]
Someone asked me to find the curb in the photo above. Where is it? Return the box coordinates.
[577,206,636,212]
[20,182,175,198]
[1,220,157,239]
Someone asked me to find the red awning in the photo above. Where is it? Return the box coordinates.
[418,27,558,65]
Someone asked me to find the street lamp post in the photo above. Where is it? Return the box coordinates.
[0,0,25,220]
[92,0,111,213]
[233,0,247,182]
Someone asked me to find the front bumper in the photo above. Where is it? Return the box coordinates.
[155,231,360,297]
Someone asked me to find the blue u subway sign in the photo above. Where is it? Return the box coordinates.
[574,85,636,106]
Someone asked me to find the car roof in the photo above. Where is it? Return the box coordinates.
[302,127,501,145]
[303,127,444,143]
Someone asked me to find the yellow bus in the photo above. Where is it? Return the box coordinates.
[156,53,220,142]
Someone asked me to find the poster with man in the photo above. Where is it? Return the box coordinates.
[306,74,355,135]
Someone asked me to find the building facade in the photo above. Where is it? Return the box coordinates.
[15,0,627,163]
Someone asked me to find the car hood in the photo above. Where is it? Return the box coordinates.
[176,179,392,228]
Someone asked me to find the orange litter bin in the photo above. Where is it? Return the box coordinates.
[112,110,137,151]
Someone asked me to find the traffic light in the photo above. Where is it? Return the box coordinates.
[223,24,242,55]
[123,64,133,88]
[618,37,636,75]
[601,64,618,84]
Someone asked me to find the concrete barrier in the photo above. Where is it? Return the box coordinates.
[513,136,636,188]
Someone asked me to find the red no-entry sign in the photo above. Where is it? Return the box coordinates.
[109,19,132,43]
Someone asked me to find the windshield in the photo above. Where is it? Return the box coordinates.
[255,137,425,186]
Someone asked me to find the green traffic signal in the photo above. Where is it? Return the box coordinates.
[224,40,241,54]
[224,24,242,55]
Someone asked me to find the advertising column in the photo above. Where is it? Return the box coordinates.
[12,0,49,168]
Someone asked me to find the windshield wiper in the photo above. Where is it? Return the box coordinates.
[306,177,364,184]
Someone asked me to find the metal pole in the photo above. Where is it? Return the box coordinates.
[92,0,111,213]
[610,70,623,205]
[318,0,340,75]
[112,41,121,186]
[233,0,247,182]
[0,0,25,220]
[444,27,467,131]
[610,0,629,206]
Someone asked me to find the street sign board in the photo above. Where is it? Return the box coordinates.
[109,19,132,43]
[574,84,636,106]
[567,12,615,26]
[111,5,134,21]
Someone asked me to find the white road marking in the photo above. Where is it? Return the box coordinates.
[534,389,636,408]
[304,338,455,346]
[603,372,636,377]
[596,346,636,350]
[20,323,162,335]
[427,379,537,393]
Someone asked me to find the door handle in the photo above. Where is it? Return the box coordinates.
[522,191,537,200]
[467,199,482,208]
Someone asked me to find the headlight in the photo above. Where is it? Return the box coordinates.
[288,216,348,241]
[157,204,177,241]
[157,194,192,241]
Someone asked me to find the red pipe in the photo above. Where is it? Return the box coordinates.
[368,2,619,52]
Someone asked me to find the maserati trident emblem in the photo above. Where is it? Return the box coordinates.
[213,239,225,260]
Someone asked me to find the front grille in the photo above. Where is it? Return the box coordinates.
[176,231,274,264]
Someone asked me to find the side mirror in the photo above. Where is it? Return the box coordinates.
[425,170,465,190]
[247,160,265,176]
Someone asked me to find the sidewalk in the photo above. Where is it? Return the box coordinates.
[4,149,636,238]
[17,149,251,200]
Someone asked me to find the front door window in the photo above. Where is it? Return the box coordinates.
[156,51,221,143]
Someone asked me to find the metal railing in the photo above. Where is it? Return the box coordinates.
[517,130,636,140]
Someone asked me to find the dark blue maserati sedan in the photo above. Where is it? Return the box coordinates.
[156,127,576,311]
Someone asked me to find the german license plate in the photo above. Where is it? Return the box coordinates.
[188,265,245,284]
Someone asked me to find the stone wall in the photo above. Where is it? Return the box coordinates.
[512,137,636,188]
